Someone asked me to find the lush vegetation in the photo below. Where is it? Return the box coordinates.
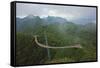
[16,16,97,65]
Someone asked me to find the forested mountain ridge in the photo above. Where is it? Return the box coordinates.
[16,15,97,65]
[16,15,96,33]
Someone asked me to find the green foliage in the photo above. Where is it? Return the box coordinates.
[16,32,48,65]
[16,17,97,65]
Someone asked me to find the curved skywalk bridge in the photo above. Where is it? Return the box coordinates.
[33,35,82,49]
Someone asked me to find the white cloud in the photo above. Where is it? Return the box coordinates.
[16,3,96,23]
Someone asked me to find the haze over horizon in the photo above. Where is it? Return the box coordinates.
[16,3,96,24]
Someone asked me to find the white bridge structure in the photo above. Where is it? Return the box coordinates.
[33,35,82,49]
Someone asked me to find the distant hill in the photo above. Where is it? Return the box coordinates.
[16,15,96,34]
[16,15,69,32]
[42,16,68,24]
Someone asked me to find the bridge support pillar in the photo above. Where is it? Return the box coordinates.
[44,31,51,60]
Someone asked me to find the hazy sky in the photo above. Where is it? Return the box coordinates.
[16,3,96,23]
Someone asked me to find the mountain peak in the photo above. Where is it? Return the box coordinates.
[26,15,35,18]
[43,16,68,24]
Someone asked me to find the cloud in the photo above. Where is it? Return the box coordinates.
[16,3,96,23]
